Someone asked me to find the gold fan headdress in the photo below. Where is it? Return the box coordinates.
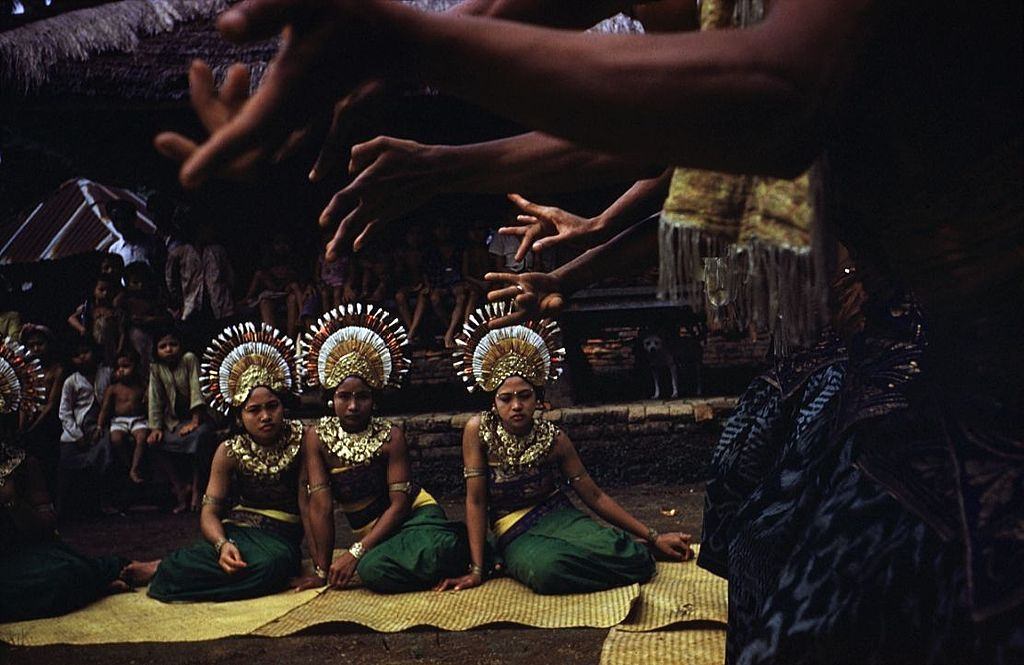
[200,322,299,414]
[0,335,47,418]
[453,301,564,393]
[302,304,410,391]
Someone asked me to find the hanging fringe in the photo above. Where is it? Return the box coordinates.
[658,216,825,351]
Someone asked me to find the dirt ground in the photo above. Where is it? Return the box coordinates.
[1,483,706,665]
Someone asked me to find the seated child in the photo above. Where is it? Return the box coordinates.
[97,349,150,485]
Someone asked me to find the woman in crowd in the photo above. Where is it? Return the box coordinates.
[146,327,216,513]
[0,336,139,622]
[436,302,691,594]
[129,322,314,600]
[303,303,468,593]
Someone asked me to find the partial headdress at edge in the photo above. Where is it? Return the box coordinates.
[200,322,300,415]
[453,301,565,393]
[0,335,48,485]
[301,303,410,391]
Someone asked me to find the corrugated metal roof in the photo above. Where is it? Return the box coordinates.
[0,178,156,263]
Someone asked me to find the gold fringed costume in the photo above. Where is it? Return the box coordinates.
[657,0,823,350]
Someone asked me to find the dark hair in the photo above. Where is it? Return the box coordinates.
[69,336,98,357]
[116,347,140,366]
[150,327,182,364]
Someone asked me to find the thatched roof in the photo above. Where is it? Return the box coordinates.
[1,0,641,101]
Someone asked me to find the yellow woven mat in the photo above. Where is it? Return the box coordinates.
[618,546,728,632]
[600,626,726,665]
[0,585,325,646]
[254,579,640,636]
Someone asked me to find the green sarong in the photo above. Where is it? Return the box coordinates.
[357,504,469,594]
[148,524,300,603]
[502,506,654,595]
[0,541,125,622]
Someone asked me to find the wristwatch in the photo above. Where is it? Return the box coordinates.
[645,527,660,544]
[349,541,366,560]
[212,537,236,554]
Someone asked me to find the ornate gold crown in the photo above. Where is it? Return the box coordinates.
[200,322,299,414]
[301,303,410,391]
[0,335,47,418]
[452,301,564,392]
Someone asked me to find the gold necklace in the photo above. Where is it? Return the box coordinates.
[479,410,557,473]
[225,420,303,480]
[316,416,392,466]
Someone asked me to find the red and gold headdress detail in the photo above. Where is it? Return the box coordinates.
[200,322,299,415]
[301,304,410,391]
[453,301,564,393]
[0,335,47,418]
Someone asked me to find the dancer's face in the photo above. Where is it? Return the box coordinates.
[494,376,536,434]
[334,376,373,431]
[240,387,285,444]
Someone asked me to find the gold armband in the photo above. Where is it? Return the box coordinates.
[463,467,487,479]
[388,481,412,494]
[201,494,226,507]
[306,482,330,496]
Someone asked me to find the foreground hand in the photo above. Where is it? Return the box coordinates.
[502,194,604,262]
[434,573,483,592]
[649,532,694,561]
[290,574,327,591]
[328,551,359,588]
[218,542,248,574]
[147,430,164,446]
[176,0,392,189]
[322,136,444,257]
[485,272,565,327]
[308,79,389,183]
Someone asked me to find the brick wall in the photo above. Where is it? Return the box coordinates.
[387,397,738,495]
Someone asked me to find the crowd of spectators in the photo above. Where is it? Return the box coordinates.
[1,195,565,518]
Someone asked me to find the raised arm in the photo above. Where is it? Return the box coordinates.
[436,415,488,591]
[178,0,869,188]
[553,432,692,560]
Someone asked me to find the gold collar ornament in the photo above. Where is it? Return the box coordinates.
[453,301,565,392]
[302,304,410,391]
[201,323,299,415]
[479,410,558,473]
[224,420,304,480]
[0,335,47,419]
[315,416,392,466]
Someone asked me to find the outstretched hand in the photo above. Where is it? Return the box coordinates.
[484,271,565,327]
[501,194,605,262]
[173,0,394,189]
[321,136,444,258]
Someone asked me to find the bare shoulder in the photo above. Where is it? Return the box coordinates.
[464,414,482,433]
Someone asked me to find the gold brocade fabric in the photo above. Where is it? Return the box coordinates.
[479,411,558,474]
[0,443,25,486]
[223,420,304,481]
[315,416,392,466]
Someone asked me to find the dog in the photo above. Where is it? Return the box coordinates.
[638,321,704,400]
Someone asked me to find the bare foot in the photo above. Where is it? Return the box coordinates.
[121,560,160,587]
[171,486,191,514]
[129,468,144,484]
[107,579,131,594]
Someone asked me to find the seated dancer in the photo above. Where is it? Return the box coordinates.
[0,336,140,622]
[303,303,468,593]
[129,323,311,601]
[436,302,692,595]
